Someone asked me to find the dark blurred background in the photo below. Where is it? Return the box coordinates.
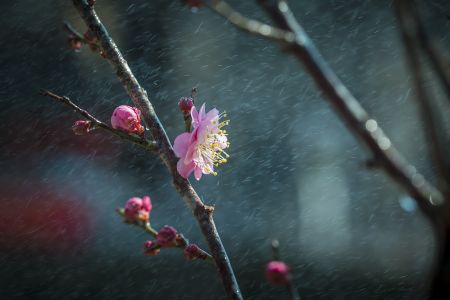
[1,0,450,299]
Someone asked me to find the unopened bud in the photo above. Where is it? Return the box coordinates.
[111,105,145,135]
[157,225,178,247]
[143,240,160,256]
[72,120,91,135]
[184,243,207,261]
[68,35,83,50]
[265,261,291,285]
[178,97,194,113]
[83,30,97,44]
[124,196,152,223]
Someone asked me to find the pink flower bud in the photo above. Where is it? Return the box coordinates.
[111,105,145,134]
[265,261,291,285]
[143,240,160,256]
[178,97,194,113]
[72,120,91,135]
[184,243,206,261]
[124,196,152,223]
[68,35,83,50]
[157,225,178,247]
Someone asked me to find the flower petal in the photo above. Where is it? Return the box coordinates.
[142,196,152,212]
[199,103,206,121]
[185,144,196,163]
[173,132,192,158]
[177,158,195,178]
[191,106,199,127]
[194,166,203,181]
[206,108,219,121]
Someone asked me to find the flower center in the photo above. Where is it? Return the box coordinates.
[196,113,230,175]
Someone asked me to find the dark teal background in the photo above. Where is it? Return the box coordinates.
[1,0,450,299]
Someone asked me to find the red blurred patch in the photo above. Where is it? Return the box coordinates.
[0,183,93,255]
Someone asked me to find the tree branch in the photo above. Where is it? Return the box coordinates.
[116,208,214,263]
[70,1,242,299]
[40,89,158,153]
[393,0,450,198]
[240,0,445,221]
[206,0,445,218]
[208,0,294,43]
[400,1,450,105]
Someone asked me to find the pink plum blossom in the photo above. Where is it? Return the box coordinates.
[124,196,152,223]
[111,105,144,134]
[265,261,291,285]
[173,103,229,180]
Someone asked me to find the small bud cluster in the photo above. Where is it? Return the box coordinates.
[119,196,207,261]
[143,226,208,261]
[143,226,186,256]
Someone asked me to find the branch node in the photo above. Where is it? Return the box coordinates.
[205,204,215,215]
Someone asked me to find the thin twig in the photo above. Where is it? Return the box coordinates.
[287,281,301,300]
[240,0,445,221]
[394,1,450,298]
[394,0,449,198]
[401,1,450,104]
[40,89,158,153]
[208,0,294,43]
[70,1,242,299]
[116,209,214,263]
[63,22,86,42]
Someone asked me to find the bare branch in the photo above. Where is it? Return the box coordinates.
[70,1,242,299]
[40,89,158,153]
[234,0,446,220]
[400,1,450,104]
[202,0,447,224]
[204,0,447,216]
[116,209,214,263]
[394,0,449,197]
[208,0,294,42]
